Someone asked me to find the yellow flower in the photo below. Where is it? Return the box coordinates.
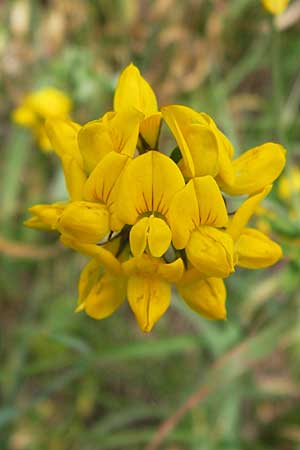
[77,258,127,320]
[162,105,233,181]
[114,63,162,149]
[168,176,234,278]
[123,254,184,332]
[227,186,283,268]
[262,0,289,15]
[177,276,227,320]
[25,63,286,332]
[77,110,143,173]
[218,143,286,196]
[76,235,128,320]
[12,87,72,151]
[116,150,185,257]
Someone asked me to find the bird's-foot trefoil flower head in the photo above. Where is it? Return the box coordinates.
[24,63,287,332]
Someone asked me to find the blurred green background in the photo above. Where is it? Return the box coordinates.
[1,1,300,449]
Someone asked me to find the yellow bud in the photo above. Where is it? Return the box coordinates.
[57,202,110,243]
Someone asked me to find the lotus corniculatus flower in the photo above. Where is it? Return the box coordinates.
[12,87,72,151]
[25,64,286,332]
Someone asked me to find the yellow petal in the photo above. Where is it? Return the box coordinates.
[147,216,172,257]
[77,120,114,173]
[262,0,289,15]
[46,119,87,200]
[178,277,226,320]
[186,226,234,278]
[26,202,66,230]
[117,151,185,225]
[130,216,172,258]
[23,217,51,230]
[139,112,162,149]
[84,152,129,202]
[157,257,184,283]
[122,253,183,283]
[215,141,235,187]
[77,259,103,312]
[106,110,144,157]
[61,235,122,275]
[127,275,170,332]
[162,105,220,178]
[84,152,130,231]
[57,201,110,243]
[79,110,143,172]
[227,185,272,241]
[130,218,149,256]
[168,176,228,249]
[60,156,87,201]
[114,63,158,117]
[236,228,282,269]
[220,143,286,196]
[85,271,126,319]
[130,215,172,258]
[45,119,81,162]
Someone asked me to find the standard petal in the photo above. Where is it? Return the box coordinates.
[114,63,158,117]
[220,143,286,196]
[106,110,144,157]
[127,275,170,332]
[178,277,227,320]
[117,151,185,225]
[162,105,220,178]
[236,228,282,269]
[227,185,272,241]
[45,118,82,163]
[57,201,110,243]
[186,226,234,278]
[83,152,129,231]
[168,176,228,249]
[184,123,219,177]
[77,120,113,173]
[84,152,129,203]
[162,105,196,178]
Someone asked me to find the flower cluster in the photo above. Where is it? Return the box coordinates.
[25,64,286,332]
[12,87,72,151]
